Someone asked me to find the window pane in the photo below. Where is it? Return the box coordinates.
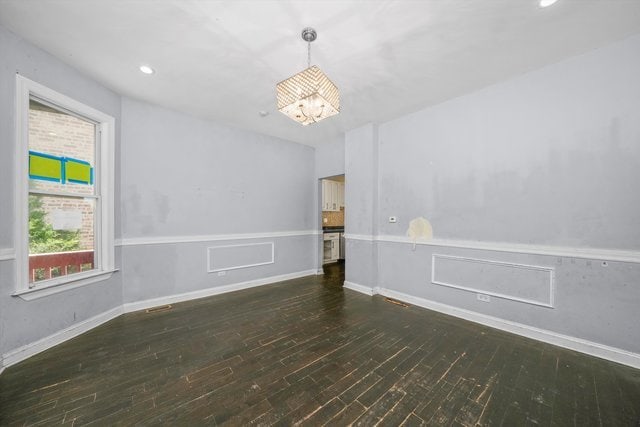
[28,194,96,283]
[28,99,96,196]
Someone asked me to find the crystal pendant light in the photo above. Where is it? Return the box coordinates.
[276,28,340,125]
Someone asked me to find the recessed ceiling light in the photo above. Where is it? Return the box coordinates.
[139,65,155,75]
[539,0,558,7]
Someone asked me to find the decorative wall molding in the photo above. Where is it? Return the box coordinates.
[0,248,16,261]
[431,254,555,308]
[207,242,274,273]
[344,234,640,264]
[341,280,640,369]
[123,269,316,313]
[1,305,123,370]
[116,230,319,247]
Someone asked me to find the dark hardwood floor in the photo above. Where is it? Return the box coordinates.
[1,261,639,426]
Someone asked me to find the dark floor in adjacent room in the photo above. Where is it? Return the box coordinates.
[1,261,639,426]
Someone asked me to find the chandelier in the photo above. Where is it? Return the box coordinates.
[276,28,340,126]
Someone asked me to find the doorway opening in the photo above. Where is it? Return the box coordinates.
[319,174,345,277]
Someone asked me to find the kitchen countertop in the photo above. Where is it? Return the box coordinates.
[323,226,344,232]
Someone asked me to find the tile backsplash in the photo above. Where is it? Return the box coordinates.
[322,208,344,227]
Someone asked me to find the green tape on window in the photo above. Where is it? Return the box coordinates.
[29,151,63,183]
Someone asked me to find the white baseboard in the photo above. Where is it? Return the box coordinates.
[376,287,640,370]
[1,305,123,370]
[343,281,376,296]
[123,269,316,313]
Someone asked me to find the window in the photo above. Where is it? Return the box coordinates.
[15,76,115,298]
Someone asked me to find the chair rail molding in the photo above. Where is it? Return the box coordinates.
[344,234,640,264]
[0,248,16,261]
[116,230,319,247]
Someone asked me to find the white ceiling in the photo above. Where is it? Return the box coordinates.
[1,0,640,147]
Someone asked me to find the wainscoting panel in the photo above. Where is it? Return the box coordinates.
[207,242,274,273]
[432,254,554,308]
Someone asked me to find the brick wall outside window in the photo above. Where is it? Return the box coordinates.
[29,104,95,251]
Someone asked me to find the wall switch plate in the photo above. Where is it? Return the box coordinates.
[477,294,490,302]
[217,271,226,276]
[389,216,397,223]
[323,218,328,223]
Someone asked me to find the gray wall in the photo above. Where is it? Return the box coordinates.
[315,139,345,180]
[378,35,640,249]
[120,98,317,304]
[0,25,123,356]
[345,34,640,354]
[344,124,378,288]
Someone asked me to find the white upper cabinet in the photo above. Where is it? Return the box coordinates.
[330,181,338,211]
[321,180,328,210]
[322,179,344,212]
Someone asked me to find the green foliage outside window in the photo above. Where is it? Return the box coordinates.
[29,195,80,254]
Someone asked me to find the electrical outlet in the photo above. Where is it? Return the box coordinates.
[477,294,490,303]
[217,271,226,276]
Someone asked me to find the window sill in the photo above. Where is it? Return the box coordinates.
[13,269,119,301]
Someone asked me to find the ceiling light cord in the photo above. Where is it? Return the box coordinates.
[301,27,317,69]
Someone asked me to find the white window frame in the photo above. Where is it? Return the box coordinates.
[14,75,115,300]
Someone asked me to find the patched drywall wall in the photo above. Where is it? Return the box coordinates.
[345,34,640,357]
[121,98,315,237]
[120,98,317,303]
[407,217,433,248]
[378,34,640,251]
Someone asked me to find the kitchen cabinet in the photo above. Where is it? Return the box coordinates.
[322,180,344,212]
[323,232,340,262]
[321,180,328,210]
[330,181,338,211]
[322,180,334,211]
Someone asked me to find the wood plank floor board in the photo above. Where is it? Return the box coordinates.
[352,386,406,426]
[399,412,427,426]
[324,400,368,426]
[296,396,345,426]
[1,261,639,426]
